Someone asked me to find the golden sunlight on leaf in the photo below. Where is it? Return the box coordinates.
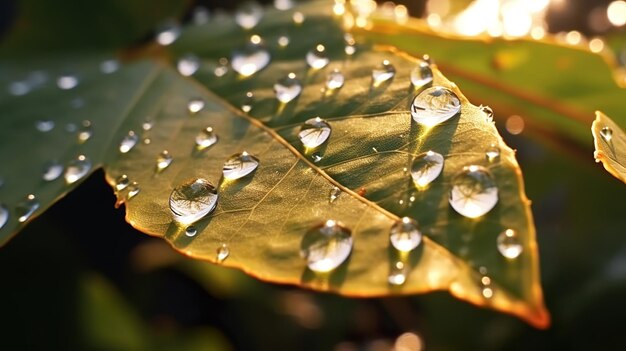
[592,111,626,184]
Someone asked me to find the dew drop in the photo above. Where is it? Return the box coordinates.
[223,151,259,180]
[192,6,210,25]
[214,57,229,77]
[77,120,93,143]
[345,45,356,56]
[142,119,154,131]
[241,91,254,113]
[300,219,353,273]
[292,11,305,24]
[126,182,140,200]
[601,126,613,142]
[100,59,120,74]
[306,44,330,69]
[16,194,39,223]
[299,117,332,149]
[274,73,302,103]
[169,178,218,225]
[480,105,494,122]
[312,153,323,163]
[329,186,341,203]
[35,120,55,132]
[119,131,139,153]
[156,22,181,46]
[371,60,396,85]
[115,174,130,191]
[64,155,92,184]
[187,98,205,114]
[156,150,173,171]
[57,74,79,90]
[410,151,444,188]
[497,229,523,259]
[410,60,433,88]
[185,225,198,237]
[42,161,64,181]
[231,40,271,77]
[177,54,201,77]
[449,165,498,218]
[217,244,230,263]
[235,2,263,29]
[8,81,30,96]
[388,261,408,286]
[195,127,218,150]
[479,270,494,299]
[411,86,461,127]
[277,35,290,47]
[325,69,345,91]
[0,204,8,230]
[274,0,293,10]
[485,144,500,163]
[390,217,422,252]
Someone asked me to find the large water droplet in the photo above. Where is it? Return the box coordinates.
[388,261,408,286]
[410,60,433,88]
[299,117,332,149]
[235,2,263,29]
[217,244,230,263]
[497,229,523,259]
[187,98,205,114]
[169,178,218,225]
[177,54,201,76]
[156,150,173,171]
[241,91,254,113]
[449,165,498,218]
[77,120,93,143]
[410,151,444,188]
[300,219,353,273]
[156,22,181,46]
[43,161,64,181]
[231,40,270,77]
[35,120,55,132]
[16,194,39,223]
[65,155,91,184]
[325,69,345,91]
[223,151,259,180]
[485,144,500,163]
[601,126,613,141]
[115,174,130,191]
[329,186,341,203]
[57,74,79,90]
[100,59,120,74]
[185,225,198,237]
[195,127,218,150]
[306,44,330,69]
[0,204,8,230]
[371,60,396,85]
[119,131,139,153]
[411,86,461,127]
[389,217,422,252]
[274,73,302,103]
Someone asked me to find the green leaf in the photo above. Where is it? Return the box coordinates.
[592,111,626,184]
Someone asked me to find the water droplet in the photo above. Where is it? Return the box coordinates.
[485,144,500,162]
[115,174,129,191]
[77,120,93,143]
[217,244,230,263]
[35,120,55,132]
[156,22,181,46]
[231,40,271,77]
[410,151,444,188]
[300,219,353,273]
[0,204,8,230]
[223,151,259,180]
[371,60,396,86]
[390,217,422,252]
[42,161,64,181]
[57,74,79,90]
[100,59,120,74]
[274,0,293,10]
[187,98,205,114]
[411,86,461,127]
[345,45,356,56]
[292,11,305,24]
[299,117,332,149]
[312,153,323,163]
[274,73,302,103]
[195,127,218,150]
[325,69,345,91]
[8,81,30,96]
[16,194,39,223]
[65,155,91,184]
[277,35,290,47]
[143,138,151,145]
[388,261,408,286]
[169,178,218,225]
[479,270,494,299]
[214,57,229,77]
[185,225,198,237]
[601,126,613,141]
[235,2,263,29]
[449,165,498,218]
[142,119,154,131]
[119,131,139,153]
[480,105,494,122]
[156,150,173,171]
[329,186,341,203]
[177,54,201,76]
[127,182,140,199]
[241,91,254,112]
[497,229,523,259]
[410,60,433,88]
[306,44,330,69]
[192,6,210,25]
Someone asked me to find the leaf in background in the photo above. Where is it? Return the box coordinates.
[592,111,626,184]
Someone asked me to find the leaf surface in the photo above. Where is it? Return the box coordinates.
[592,111,626,184]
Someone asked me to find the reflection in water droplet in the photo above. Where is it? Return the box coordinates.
[497,229,523,259]
[119,131,139,153]
[292,11,305,24]
[192,6,210,25]
[485,144,500,162]
[325,69,345,91]
[235,2,263,29]
[57,75,79,90]
[185,226,198,237]
[0,204,8,230]
[274,73,302,103]
[300,219,353,273]
[217,244,230,263]
[306,44,330,69]
[223,151,259,180]
[411,86,461,127]
[78,120,93,143]
[449,165,498,218]
[187,98,205,114]
[390,217,422,252]
[100,59,120,74]
[241,91,254,112]
[214,57,229,77]
[601,126,613,141]
[156,150,173,171]
[43,161,64,181]
[169,178,218,225]
[388,261,408,286]
[35,120,55,132]
[480,105,494,122]
[410,60,433,88]
[177,54,201,76]
[329,187,341,203]
[195,127,218,150]
[371,60,396,85]
[274,0,293,10]
[277,35,290,47]
[312,153,323,163]
[232,41,271,77]
[127,182,140,199]
[156,22,181,46]
[115,174,129,191]
[410,151,444,188]
[16,194,39,223]
[8,81,30,96]
[299,117,332,149]
[65,155,92,184]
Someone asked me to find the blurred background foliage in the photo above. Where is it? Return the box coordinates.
[2,0,626,350]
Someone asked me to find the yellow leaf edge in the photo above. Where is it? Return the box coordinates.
[592,111,626,184]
